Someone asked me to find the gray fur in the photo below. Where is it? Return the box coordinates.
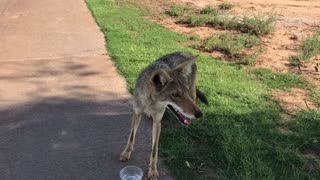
[120,52,206,180]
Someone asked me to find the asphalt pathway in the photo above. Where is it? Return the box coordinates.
[0,0,172,179]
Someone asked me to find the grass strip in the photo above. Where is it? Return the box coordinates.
[253,68,307,90]
[178,8,276,36]
[86,0,319,179]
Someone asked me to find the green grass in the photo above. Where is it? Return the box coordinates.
[288,110,320,173]
[200,6,220,15]
[86,0,320,179]
[193,33,260,65]
[166,4,194,17]
[253,68,307,90]
[200,33,260,55]
[218,2,235,10]
[179,12,277,36]
[180,14,218,27]
[289,111,320,150]
[290,33,320,66]
[86,0,189,92]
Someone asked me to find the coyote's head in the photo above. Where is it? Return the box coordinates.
[150,58,203,125]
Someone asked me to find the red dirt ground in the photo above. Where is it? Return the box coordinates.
[151,0,320,85]
[142,0,320,113]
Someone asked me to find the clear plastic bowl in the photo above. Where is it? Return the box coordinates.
[120,166,143,180]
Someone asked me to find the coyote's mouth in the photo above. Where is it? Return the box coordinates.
[167,105,192,126]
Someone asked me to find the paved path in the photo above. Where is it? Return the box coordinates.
[0,0,172,179]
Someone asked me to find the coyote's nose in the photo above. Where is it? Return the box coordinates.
[195,111,203,118]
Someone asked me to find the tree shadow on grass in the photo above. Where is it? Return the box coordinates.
[160,108,320,180]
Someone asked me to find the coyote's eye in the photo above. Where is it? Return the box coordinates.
[171,93,179,98]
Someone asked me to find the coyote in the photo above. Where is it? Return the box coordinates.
[120,52,208,179]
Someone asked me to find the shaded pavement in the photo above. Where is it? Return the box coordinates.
[0,0,172,179]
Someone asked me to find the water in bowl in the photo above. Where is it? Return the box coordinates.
[121,174,142,180]
[120,166,143,180]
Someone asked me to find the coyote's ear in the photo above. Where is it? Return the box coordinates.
[174,55,198,77]
[151,69,172,90]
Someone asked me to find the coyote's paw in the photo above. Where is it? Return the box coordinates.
[146,169,159,180]
[120,150,131,162]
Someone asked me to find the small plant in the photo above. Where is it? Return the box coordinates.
[181,14,217,26]
[237,54,257,65]
[179,13,276,36]
[290,32,320,67]
[166,4,194,17]
[235,14,277,35]
[239,33,261,48]
[200,6,219,15]
[203,33,242,55]
[206,34,230,53]
[193,33,259,65]
[289,55,302,67]
[201,33,260,56]
[219,2,235,10]
[189,34,202,49]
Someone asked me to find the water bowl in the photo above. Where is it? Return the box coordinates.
[120,166,143,180]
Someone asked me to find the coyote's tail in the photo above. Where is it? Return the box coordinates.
[196,88,209,106]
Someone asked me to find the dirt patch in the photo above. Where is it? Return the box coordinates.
[227,0,320,85]
[175,0,212,8]
[273,88,318,115]
[137,0,320,110]
[143,0,320,85]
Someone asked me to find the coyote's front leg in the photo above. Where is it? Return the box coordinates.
[146,111,164,180]
[120,113,141,161]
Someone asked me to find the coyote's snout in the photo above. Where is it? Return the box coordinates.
[120,52,208,179]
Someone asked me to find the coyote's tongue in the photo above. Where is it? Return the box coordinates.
[167,105,192,126]
[178,113,191,125]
